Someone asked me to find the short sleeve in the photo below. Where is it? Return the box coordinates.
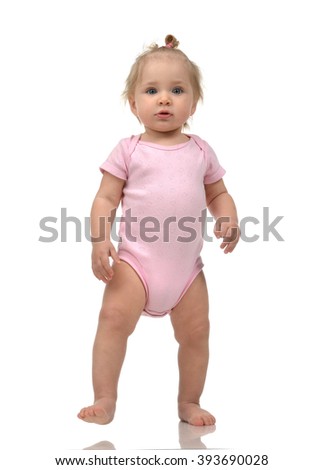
[203,142,226,184]
[191,135,226,184]
[99,138,131,180]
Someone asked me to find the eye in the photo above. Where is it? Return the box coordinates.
[172,87,184,95]
[145,88,157,95]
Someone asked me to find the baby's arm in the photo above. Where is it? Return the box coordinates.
[90,171,125,282]
[205,179,240,254]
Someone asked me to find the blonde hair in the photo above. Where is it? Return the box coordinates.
[122,34,203,104]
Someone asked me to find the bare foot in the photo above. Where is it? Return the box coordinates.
[77,398,116,425]
[179,403,216,426]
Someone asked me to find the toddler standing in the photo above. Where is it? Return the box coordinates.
[78,35,239,426]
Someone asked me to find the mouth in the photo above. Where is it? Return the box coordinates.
[156,111,172,119]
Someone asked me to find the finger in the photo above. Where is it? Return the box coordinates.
[223,226,239,243]
[92,264,110,282]
[92,268,109,283]
[220,242,231,254]
[214,217,231,235]
[92,256,113,282]
[220,240,229,250]
[101,263,113,278]
[101,257,114,279]
[98,274,110,284]
[214,227,227,239]
[224,243,233,254]
[215,224,233,240]
[221,239,238,254]
[213,222,222,239]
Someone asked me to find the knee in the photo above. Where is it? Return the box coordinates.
[173,318,210,346]
[98,305,137,337]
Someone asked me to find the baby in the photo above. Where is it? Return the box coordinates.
[78,34,239,426]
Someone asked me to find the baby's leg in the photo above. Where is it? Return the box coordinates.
[170,271,215,426]
[78,261,146,424]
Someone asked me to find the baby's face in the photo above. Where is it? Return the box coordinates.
[129,56,197,137]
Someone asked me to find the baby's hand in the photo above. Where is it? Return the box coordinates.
[91,241,120,283]
[214,218,240,254]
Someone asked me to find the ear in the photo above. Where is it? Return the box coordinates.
[129,96,137,116]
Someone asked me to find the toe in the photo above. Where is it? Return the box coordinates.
[203,414,215,426]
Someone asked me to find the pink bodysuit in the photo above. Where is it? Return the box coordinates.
[100,134,225,317]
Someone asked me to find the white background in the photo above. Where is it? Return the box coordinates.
[0,1,323,468]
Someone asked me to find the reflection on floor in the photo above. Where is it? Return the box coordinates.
[84,421,216,450]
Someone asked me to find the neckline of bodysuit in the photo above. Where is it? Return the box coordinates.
[138,135,192,151]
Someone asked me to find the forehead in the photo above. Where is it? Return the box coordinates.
[138,54,191,82]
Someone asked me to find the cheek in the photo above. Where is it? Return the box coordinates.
[182,101,195,117]
[190,104,197,116]
[131,97,144,116]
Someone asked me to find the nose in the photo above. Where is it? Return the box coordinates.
[158,92,171,105]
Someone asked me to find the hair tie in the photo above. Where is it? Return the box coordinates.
[165,42,173,48]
